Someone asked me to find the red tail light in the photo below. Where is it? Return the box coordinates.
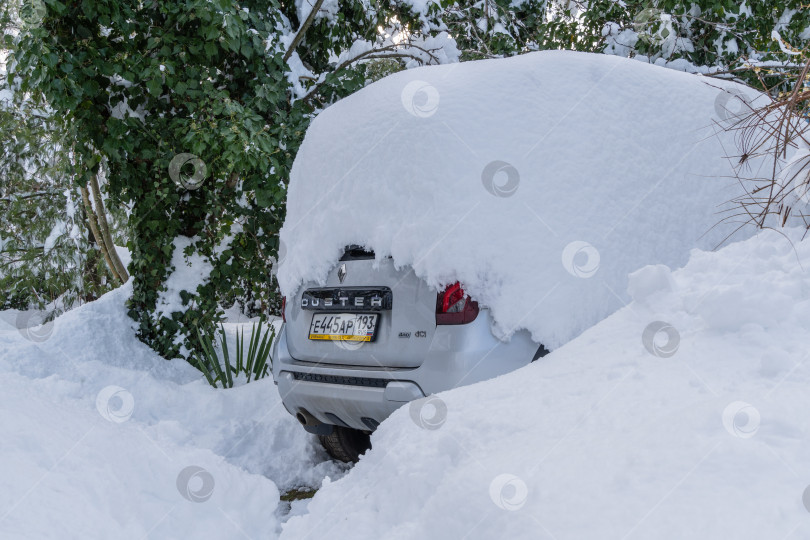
[436,282,479,325]
[281,296,286,322]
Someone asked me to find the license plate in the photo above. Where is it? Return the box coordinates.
[308,313,379,342]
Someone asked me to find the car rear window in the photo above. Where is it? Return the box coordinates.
[340,245,375,261]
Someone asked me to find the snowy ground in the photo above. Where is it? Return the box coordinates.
[4,229,810,539]
[0,283,344,539]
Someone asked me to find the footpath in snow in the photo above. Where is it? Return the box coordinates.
[0,283,343,539]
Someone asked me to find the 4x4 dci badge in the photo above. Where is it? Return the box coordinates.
[398,331,426,338]
[337,263,347,283]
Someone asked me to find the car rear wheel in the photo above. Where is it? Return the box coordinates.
[318,426,371,463]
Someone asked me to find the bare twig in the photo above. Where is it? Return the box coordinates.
[723,57,810,229]
[283,0,326,63]
[0,189,62,203]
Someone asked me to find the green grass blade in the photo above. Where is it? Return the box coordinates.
[191,352,217,387]
[219,324,233,388]
[203,331,225,388]
[253,325,273,379]
[235,326,243,375]
[246,320,261,382]
[255,321,268,373]
[250,321,262,368]
[195,330,220,388]
[252,336,268,379]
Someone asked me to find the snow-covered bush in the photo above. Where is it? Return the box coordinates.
[441,0,809,89]
[0,81,123,313]
[2,0,459,361]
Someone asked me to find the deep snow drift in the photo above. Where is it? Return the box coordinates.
[282,228,810,539]
[279,50,769,349]
[6,228,809,539]
[0,285,343,538]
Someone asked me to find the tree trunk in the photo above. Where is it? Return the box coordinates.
[80,184,121,283]
[89,173,129,281]
[80,196,103,301]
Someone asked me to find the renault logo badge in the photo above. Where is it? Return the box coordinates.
[337,263,347,283]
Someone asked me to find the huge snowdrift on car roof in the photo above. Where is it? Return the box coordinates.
[278,50,764,348]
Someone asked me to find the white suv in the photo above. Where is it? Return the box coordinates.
[272,246,546,462]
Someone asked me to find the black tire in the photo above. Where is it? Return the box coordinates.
[318,426,371,463]
[532,344,550,361]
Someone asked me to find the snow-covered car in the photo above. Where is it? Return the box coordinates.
[272,245,544,462]
[273,50,766,463]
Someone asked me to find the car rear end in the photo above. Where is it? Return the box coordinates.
[272,246,538,435]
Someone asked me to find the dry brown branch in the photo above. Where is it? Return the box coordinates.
[720,58,810,232]
[283,0,326,63]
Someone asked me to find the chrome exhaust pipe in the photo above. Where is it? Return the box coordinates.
[295,409,333,435]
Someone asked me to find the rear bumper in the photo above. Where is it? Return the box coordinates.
[271,309,536,432]
[276,371,422,432]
